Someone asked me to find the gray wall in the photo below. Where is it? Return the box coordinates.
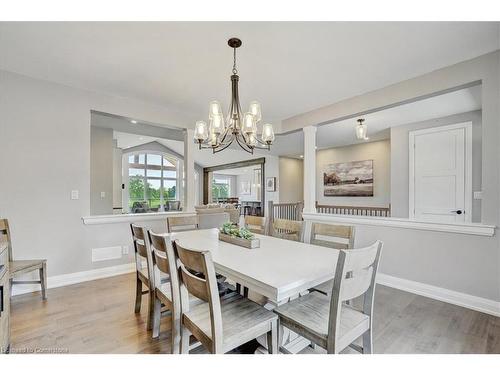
[279,157,304,203]
[391,110,482,221]
[90,126,114,215]
[316,140,391,207]
[0,70,191,278]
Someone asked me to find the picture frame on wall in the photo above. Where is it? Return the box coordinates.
[266,177,276,192]
[323,159,374,196]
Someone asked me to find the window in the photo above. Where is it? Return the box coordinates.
[212,176,231,201]
[126,152,179,212]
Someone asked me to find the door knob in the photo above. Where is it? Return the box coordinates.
[451,210,463,215]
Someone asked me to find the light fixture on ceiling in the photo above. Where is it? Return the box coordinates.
[130,120,138,124]
[355,118,369,140]
[194,38,275,154]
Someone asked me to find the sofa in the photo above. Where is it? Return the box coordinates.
[195,203,240,229]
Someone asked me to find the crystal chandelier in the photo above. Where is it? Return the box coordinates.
[194,38,275,154]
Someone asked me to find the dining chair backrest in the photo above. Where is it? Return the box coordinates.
[327,241,383,352]
[130,224,154,284]
[271,218,304,242]
[173,240,223,353]
[310,223,355,250]
[148,231,181,313]
[244,215,266,235]
[0,218,13,261]
[167,215,198,233]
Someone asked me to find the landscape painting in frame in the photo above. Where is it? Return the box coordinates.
[323,160,374,197]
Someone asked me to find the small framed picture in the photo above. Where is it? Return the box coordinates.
[266,177,276,192]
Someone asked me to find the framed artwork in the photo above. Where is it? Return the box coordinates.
[323,160,373,196]
[266,177,276,192]
[240,181,251,195]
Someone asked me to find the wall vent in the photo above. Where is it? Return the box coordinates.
[92,246,123,262]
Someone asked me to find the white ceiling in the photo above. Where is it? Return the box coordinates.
[1,22,497,128]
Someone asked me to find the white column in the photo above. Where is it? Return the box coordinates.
[184,129,196,212]
[303,125,317,214]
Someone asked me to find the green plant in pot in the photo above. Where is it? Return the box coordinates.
[220,222,254,240]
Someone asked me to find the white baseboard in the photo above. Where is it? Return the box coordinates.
[377,273,500,317]
[12,263,500,318]
[11,263,135,296]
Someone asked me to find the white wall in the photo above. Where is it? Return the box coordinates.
[390,110,482,221]
[235,169,260,202]
[112,142,123,211]
[90,126,114,215]
[316,140,391,207]
[279,157,304,203]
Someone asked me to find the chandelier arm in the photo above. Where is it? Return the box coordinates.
[234,133,254,154]
[212,137,237,154]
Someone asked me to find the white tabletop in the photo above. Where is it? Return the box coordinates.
[171,228,339,304]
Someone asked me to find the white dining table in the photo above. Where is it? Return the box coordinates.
[171,228,339,353]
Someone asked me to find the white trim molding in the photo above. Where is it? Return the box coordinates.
[302,213,495,236]
[377,273,500,317]
[11,263,135,296]
[82,211,196,225]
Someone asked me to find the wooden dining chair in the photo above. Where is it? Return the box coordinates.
[174,240,279,354]
[0,219,47,300]
[167,215,198,233]
[130,224,155,330]
[244,215,266,235]
[309,223,355,296]
[274,241,383,354]
[270,218,304,242]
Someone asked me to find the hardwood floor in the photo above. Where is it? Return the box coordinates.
[9,273,500,354]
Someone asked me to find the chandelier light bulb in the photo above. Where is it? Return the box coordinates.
[242,112,257,134]
[210,114,224,135]
[248,132,257,147]
[208,100,223,120]
[249,101,262,123]
[194,120,209,141]
[262,123,275,143]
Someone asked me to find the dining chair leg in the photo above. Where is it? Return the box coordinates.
[180,327,191,354]
[171,314,181,354]
[243,286,249,298]
[146,290,155,330]
[134,276,142,313]
[267,320,278,354]
[152,297,162,339]
[39,262,47,300]
[362,328,373,354]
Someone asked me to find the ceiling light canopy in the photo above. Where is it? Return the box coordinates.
[194,38,274,154]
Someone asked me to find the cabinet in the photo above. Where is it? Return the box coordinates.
[0,242,10,353]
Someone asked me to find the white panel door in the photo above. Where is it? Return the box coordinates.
[409,123,471,223]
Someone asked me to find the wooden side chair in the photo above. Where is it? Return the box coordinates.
[274,241,383,354]
[130,223,155,330]
[244,215,266,235]
[174,240,279,354]
[167,215,198,233]
[270,218,304,242]
[0,219,47,300]
[309,223,356,296]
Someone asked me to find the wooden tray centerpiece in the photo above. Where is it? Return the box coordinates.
[218,223,260,249]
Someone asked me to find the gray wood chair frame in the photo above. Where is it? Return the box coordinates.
[274,241,383,354]
[270,218,304,242]
[167,215,199,233]
[130,223,155,330]
[1,219,47,300]
[174,240,278,354]
[244,215,267,235]
[310,223,355,250]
